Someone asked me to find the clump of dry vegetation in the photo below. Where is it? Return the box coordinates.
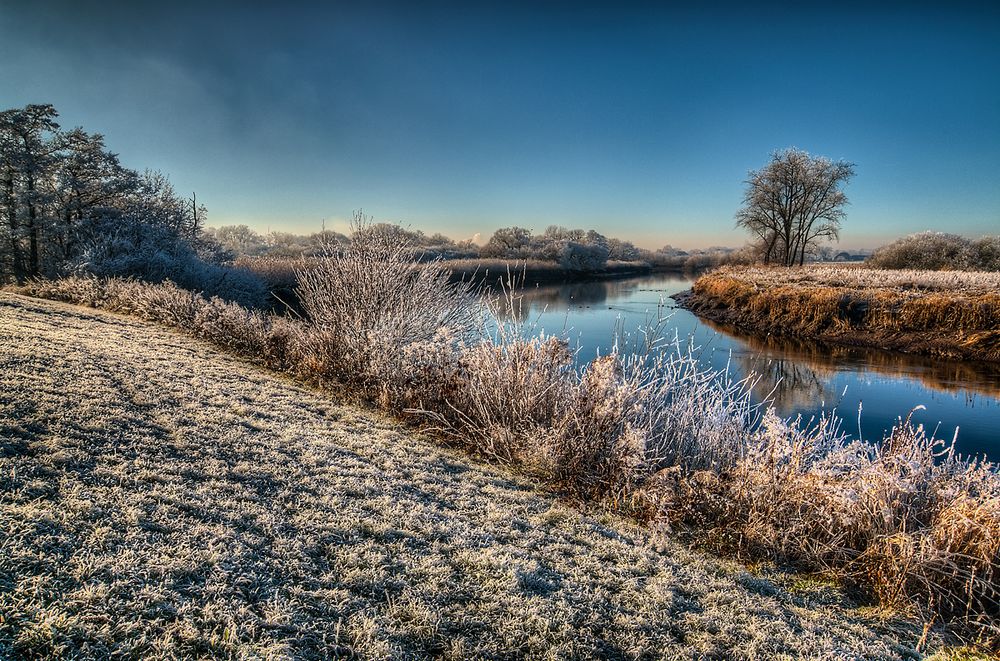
[11,225,1000,651]
[684,264,1000,362]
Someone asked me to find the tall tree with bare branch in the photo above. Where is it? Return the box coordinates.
[736,148,854,266]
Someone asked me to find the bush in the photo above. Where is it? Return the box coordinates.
[70,215,269,307]
[294,214,481,393]
[867,231,1000,271]
[970,236,1000,271]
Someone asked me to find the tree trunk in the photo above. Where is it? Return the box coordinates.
[26,175,39,277]
[4,173,24,283]
[764,231,778,265]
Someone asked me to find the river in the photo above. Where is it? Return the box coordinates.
[504,272,1000,460]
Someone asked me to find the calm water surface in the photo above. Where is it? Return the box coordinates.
[505,273,1000,460]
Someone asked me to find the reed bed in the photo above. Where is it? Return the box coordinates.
[14,231,1000,649]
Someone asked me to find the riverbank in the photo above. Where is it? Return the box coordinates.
[0,293,938,659]
[11,262,1000,651]
[440,258,659,287]
[678,265,1000,362]
[234,255,684,314]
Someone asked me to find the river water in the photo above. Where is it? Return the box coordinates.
[505,272,1000,460]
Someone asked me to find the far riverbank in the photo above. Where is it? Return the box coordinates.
[677,265,1000,363]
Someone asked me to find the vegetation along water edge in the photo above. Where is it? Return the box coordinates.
[679,265,1000,362]
[8,224,999,654]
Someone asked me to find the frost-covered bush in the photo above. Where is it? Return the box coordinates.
[867,231,1000,271]
[970,236,1000,271]
[294,214,481,391]
[69,215,268,307]
[558,241,610,271]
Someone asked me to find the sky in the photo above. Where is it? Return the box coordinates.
[1,1,998,250]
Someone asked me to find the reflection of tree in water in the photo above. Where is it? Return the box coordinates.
[490,281,612,322]
[701,317,1000,403]
[739,354,838,412]
[486,273,693,323]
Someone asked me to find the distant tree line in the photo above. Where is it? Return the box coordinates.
[206,222,482,261]
[0,104,263,304]
[214,221,745,273]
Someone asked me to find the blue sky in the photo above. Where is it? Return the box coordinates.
[1,1,998,249]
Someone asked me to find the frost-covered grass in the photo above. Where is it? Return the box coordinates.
[0,294,938,659]
[702,264,1000,295]
[11,229,1000,651]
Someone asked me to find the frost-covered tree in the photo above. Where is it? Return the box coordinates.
[51,128,137,262]
[0,103,263,303]
[607,237,640,261]
[481,226,532,258]
[0,104,61,279]
[559,241,610,271]
[207,224,268,256]
[736,148,854,266]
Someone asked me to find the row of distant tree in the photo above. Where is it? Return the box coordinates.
[210,222,746,272]
[209,148,861,273]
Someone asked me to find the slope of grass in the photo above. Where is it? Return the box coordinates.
[0,293,937,659]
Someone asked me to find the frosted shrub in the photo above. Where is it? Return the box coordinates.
[624,350,759,472]
[15,276,304,374]
[971,236,1000,271]
[868,231,1000,271]
[294,213,481,391]
[558,241,610,271]
[71,215,268,307]
[448,332,576,464]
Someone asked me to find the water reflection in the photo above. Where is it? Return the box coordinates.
[501,280,612,319]
[496,275,678,321]
[489,273,1000,459]
[707,318,1000,406]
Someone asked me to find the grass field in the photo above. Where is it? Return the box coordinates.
[0,293,944,659]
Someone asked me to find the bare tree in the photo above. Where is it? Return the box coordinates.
[736,148,854,266]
